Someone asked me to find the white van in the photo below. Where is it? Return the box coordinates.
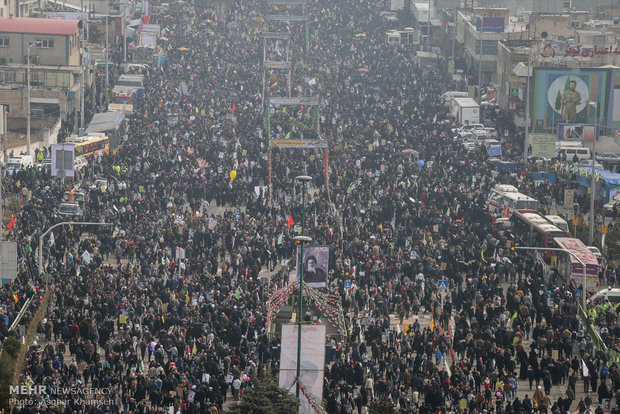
[556,147,591,162]
[590,287,620,305]
[5,155,34,175]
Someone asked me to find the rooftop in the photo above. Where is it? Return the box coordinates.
[0,17,79,35]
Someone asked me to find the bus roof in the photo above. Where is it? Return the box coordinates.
[553,237,599,266]
[66,135,108,143]
[519,212,550,223]
[535,223,564,232]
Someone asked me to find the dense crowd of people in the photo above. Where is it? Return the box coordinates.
[0,0,619,413]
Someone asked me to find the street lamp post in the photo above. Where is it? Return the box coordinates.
[39,221,113,286]
[26,41,40,156]
[512,246,588,310]
[292,174,312,397]
[587,101,599,245]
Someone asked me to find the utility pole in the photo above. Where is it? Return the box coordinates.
[477,20,482,101]
[80,7,85,134]
[26,43,32,156]
[1,105,6,163]
[588,102,599,245]
[105,3,109,95]
[123,0,127,63]
[426,0,431,51]
[293,175,312,398]
[523,43,532,161]
[25,41,41,156]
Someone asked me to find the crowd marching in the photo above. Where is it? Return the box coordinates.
[0,0,619,413]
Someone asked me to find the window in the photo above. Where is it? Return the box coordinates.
[5,71,15,82]
[0,38,8,47]
[37,39,54,48]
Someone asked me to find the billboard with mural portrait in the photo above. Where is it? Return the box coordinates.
[608,69,620,131]
[531,68,609,133]
[296,246,329,288]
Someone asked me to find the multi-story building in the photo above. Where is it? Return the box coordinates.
[455,8,528,95]
[0,17,83,140]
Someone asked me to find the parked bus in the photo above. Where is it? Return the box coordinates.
[66,134,110,158]
[545,215,570,234]
[553,237,600,293]
[488,184,538,217]
[511,210,569,257]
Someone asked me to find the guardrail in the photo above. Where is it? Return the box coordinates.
[578,304,607,355]
[8,295,35,333]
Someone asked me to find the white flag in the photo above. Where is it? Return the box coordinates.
[81,250,91,265]
[582,359,589,377]
[49,232,55,246]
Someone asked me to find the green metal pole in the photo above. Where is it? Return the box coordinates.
[265,106,271,141]
[295,181,306,397]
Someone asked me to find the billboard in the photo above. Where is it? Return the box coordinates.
[608,69,620,130]
[531,68,609,134]
[557,124,599,141]
[279,324,326,414]
[476,17,505,32]
[530,135,556,157]
[50,144,75,178]
[296,246,329,288]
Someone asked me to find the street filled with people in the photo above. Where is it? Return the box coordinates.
[1,0,620,413]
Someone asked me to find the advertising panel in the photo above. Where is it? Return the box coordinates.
[476,17,505,32]
[279,324,326,414]
[531,68,609,134]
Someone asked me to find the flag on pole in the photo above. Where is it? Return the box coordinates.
[231,101,236,113]
[235,286,242,300]
[6,216,16,231]
[430,318,435,332]
[287,215,295,226]
[49,232,55,246]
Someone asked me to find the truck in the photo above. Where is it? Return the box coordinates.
[109,85,144,113]
[450,97,480,126]
[5,155,34,175]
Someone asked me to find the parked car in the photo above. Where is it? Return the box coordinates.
[463,142,476,152]
[595,152,620,164]
[604,196,620,216]
[575,160,604,170]
[527,156,552,165]
[90,178,109,192]
[590,287,620,305]
[58,202,83,216]
[587,246,602,261]
[63,191,87,204]
[380,11,397,21]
